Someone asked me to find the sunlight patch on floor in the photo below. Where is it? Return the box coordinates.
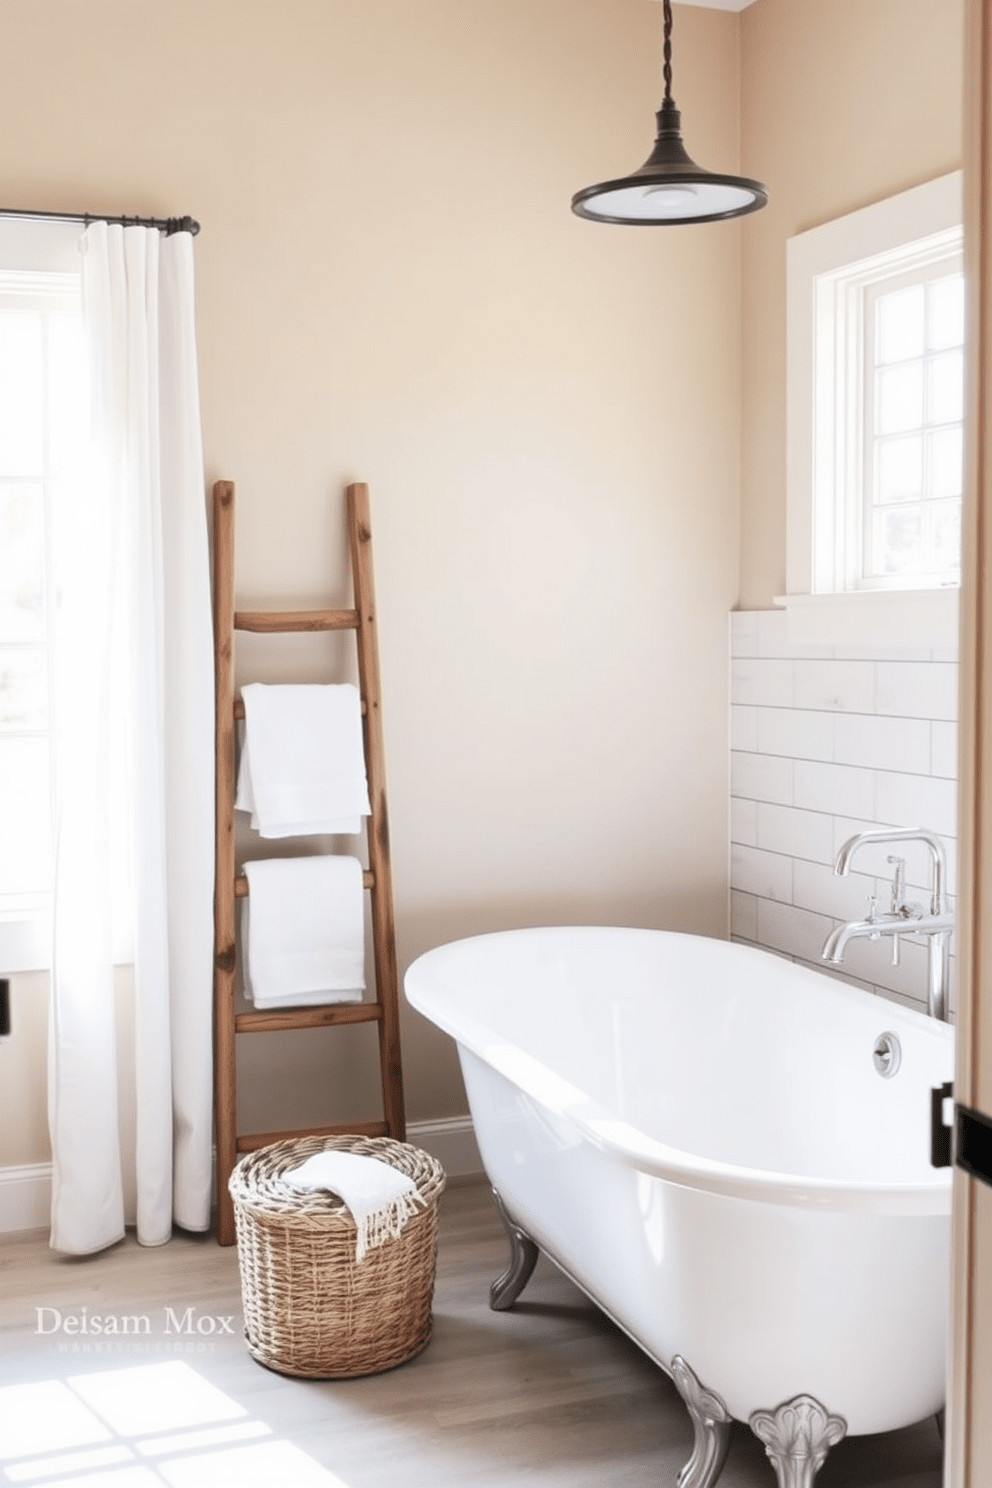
[67,1362,248,1436]
[0,1380,113,1458]
[5,1446,134,1482]
[5,1471,158,1488]
[0,1361,354,1487]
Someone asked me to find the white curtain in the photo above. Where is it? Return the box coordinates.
[48,222,214,1253]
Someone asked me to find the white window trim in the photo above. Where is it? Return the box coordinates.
[783,171,963,649]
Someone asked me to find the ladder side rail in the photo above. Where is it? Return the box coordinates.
[347,482,407,1141]
[212,480,239,1246]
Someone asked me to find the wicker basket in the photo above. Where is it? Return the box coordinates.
[229,1134,446,1379]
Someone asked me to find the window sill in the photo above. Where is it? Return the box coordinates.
[774,588,959,653]
[0,910,52,975]
[0,911,135,976]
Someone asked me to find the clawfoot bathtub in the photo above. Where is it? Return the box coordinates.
[405,927,953,1488]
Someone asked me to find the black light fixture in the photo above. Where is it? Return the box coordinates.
[571,0,767,226]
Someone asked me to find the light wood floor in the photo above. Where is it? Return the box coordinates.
[0,1181,942,1487]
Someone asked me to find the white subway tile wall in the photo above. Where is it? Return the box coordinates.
[729,610,958,1017]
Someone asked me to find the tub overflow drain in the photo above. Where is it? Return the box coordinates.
[872,1032,902,1078]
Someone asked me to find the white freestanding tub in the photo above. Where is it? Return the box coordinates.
[404,927,953,1488]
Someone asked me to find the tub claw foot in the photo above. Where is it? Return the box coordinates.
[670,1355,733,1488]
[749,1395,847,1488]
[489,1188,539,1311]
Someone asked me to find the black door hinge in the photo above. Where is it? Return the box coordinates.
[931,1083,992,1187]
[956,1103,992,1188]
[931,1082,954,1168]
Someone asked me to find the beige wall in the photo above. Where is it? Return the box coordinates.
[0,0,743,1167]
[738,0,965,610]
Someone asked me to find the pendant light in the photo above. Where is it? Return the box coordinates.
[571,0,767,226]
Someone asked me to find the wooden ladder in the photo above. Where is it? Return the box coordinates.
[212,480,406,1246]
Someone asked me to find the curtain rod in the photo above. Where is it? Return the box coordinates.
[0,208,200,236]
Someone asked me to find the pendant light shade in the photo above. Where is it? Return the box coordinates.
[572,2,767,226]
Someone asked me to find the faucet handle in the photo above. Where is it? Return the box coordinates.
[865,895,881,939]
[887,855,907,912]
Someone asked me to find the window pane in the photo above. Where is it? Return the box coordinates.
[931,426,964,499]
[928,500,962,574]
[876,435,923,504]
[876,284,925,364]
[0,483,45,641]
[0,312,44,476]
[0,648,48,729]
[877,362,924,434]
[48,313,87,470]
[873,506,923,575]
[928,349,964,425]
[0,737,52,893]
[928,274,965,351]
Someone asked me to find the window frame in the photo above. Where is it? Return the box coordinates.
[0,259,83,973]
[783,171,963,648]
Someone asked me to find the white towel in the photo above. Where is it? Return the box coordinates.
[236,683,371,837]
[283,1151,422,1261]
[242,856,365,1008]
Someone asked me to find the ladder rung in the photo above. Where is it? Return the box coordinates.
[233,697,367,719]
[234,608,359,633]
[235,870,374,898]
[236,1120,389,1153]
[235,1002,383,1033]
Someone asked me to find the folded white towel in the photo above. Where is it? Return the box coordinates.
[283,1151,422,1261]
[242,856,365,1008]
[236,683,371,838]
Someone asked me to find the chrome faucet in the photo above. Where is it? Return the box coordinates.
[821,827,953,1021]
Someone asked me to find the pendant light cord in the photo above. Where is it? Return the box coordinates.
[663,0,674,102]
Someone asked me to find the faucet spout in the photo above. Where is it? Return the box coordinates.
[821,918,882,963]
[821,912,954,964]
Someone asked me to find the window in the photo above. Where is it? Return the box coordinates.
[785,172,963,646]
[0,223,86,970]
[863,261,963,586]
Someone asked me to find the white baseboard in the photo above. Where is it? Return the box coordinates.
[0,1117,482,1235]
[406,1115,482,1182]
[0,1162,51,1234]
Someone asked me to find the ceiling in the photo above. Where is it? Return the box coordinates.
[671,1,756,10]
